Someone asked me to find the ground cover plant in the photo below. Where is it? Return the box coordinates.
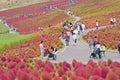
[0,57,120,80]
[7,10,70,34]
[0,0,120,79]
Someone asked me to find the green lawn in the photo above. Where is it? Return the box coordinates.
[0,33,32,50]
[0,22,9,34]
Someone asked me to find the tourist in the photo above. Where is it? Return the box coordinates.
[72,33,77,45]
[117,41,120,54]
[94,42,102,59]
[88,37,93,50]
[101,44,106,56]
[64,31,70,46]
[77,22,81,35]
[113,17,116,26]
[50,46,57,60]
[96,20,99,29]
[39,41,45,59]
[61,29,65,39]
[81,22,85,32]
[110,17,114,26]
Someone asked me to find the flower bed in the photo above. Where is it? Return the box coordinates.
[0,58,120,80]
[83,26,120,49]
[7,11,69,34]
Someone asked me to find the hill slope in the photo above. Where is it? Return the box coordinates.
[0,0,49,11]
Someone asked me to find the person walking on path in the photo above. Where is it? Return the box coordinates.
[94,42,102,59]
[39,41,45,59]
[88,37,93,50]
[96,20,99,30]
[81,22,85,32]
[61,29,65,39]
[117,41,120,54]
[64,30,70,46]
[72,33,77,45]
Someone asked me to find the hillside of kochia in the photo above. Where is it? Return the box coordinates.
[67,0,120,49]
[0,0,75,50]
[0,1,120,79]
[0,0,49,11]
[83,26,120,49]
[68,0,120,28]
[7,11,70,34]
[0,13,74,57]
[0,26,63,58]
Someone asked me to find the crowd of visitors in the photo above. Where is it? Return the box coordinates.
[61,20,86,46]
[38,8,119,61]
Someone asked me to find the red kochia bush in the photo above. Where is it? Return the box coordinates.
[44,66,54,73]
[72,59,77,67]
[35,60,45,68]
[92,68,102,77]
[53,76,63,80]
[1,57,7,62]
[112,67,120,79]
[69,74,82,80]
[62,61,71,70]
[101,66,109,78]
[41,71,52,80]
[107,59,113,66]
[58,67,65,77]
[16,69,30,80]
[106,71,118,80]
[87,60,96,68]
[91,75,101,80]
[112,61,120,67]
[74,62,84,71]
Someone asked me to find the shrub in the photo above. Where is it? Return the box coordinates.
[106,71,118,80]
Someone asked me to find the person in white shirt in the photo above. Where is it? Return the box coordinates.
[94,42,101,59]
[81,23,85,32]
[72,33,77,45]
[39,41,44,59]
[96,20,99,29]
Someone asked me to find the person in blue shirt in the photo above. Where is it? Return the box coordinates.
[88,37,93,50]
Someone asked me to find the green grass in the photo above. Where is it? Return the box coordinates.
[0,22,9,34]
[0,33,32,50]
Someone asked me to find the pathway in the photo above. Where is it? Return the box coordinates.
[43,11,120,64]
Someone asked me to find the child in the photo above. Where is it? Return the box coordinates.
[101,44,106,56]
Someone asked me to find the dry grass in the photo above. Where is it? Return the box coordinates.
[0,0,50,11]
